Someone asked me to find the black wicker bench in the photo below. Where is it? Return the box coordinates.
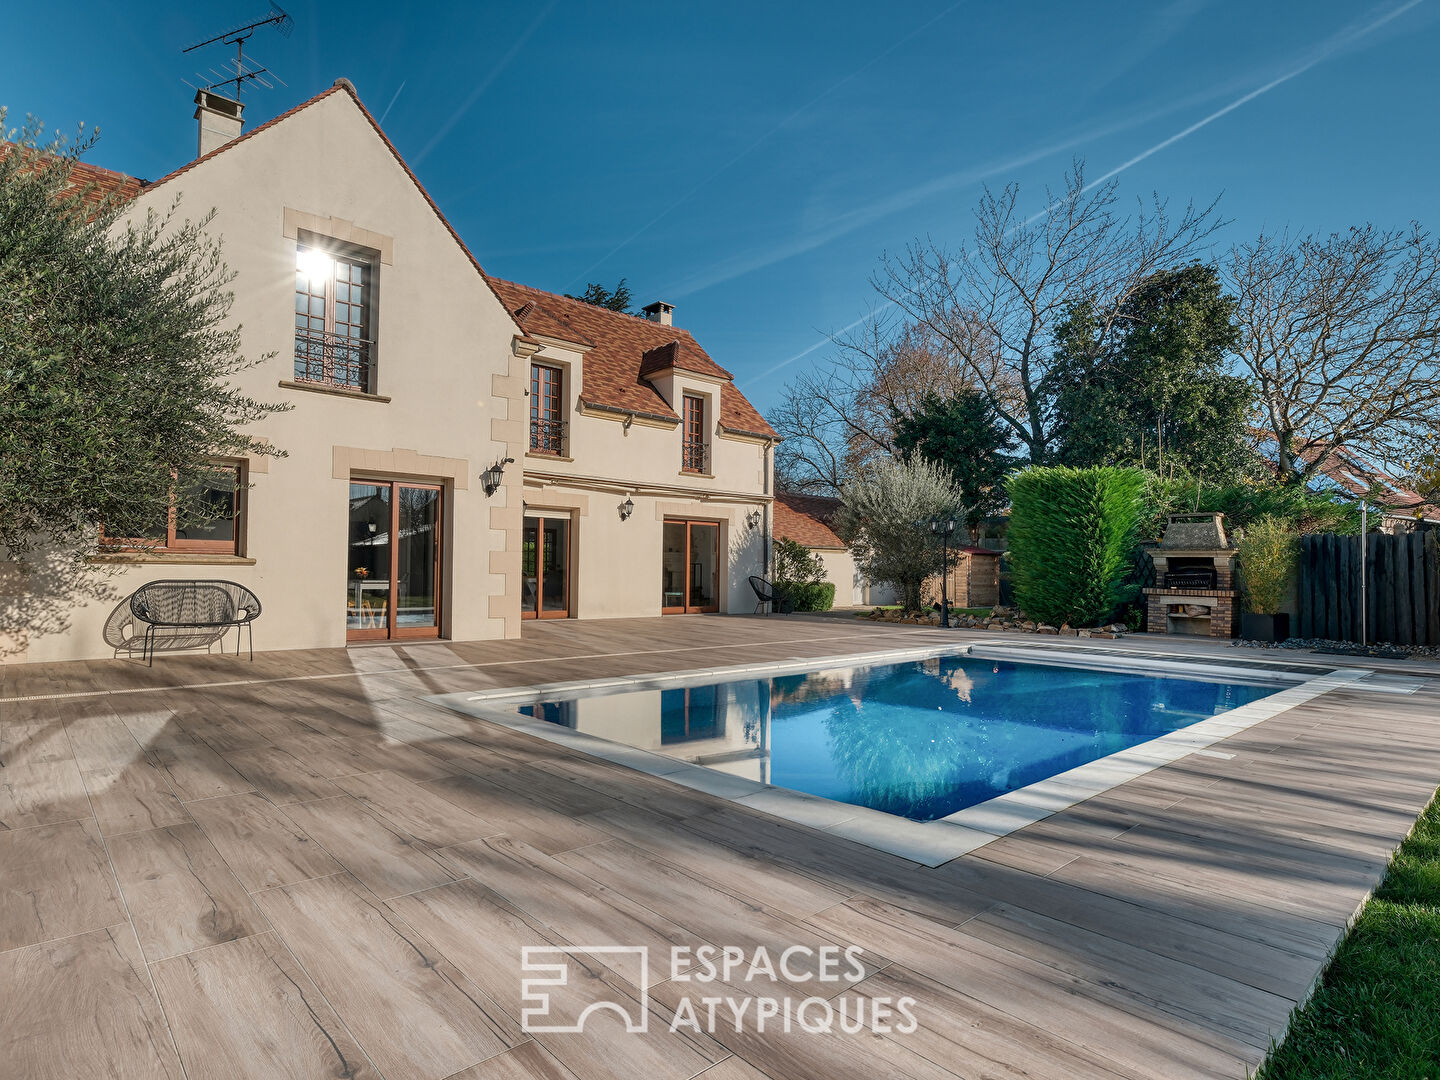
[129,579,261,665]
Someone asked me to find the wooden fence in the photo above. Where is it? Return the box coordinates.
[1298,531,1440,646]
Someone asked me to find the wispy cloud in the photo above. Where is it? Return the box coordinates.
[743,0,1428,383]
[660,91,1214,300]
[564,0,968,290]
[1036,0,1426,216]
[414,2,556,165]
[378,80,407,125]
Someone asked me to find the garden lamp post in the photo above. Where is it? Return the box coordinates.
[928,516,958,628]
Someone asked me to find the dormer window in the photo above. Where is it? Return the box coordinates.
[294,245,375,392]
[681,394,709,473]
[530,363,567,455]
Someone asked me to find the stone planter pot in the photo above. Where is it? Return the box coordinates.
[1241,612,1290,643]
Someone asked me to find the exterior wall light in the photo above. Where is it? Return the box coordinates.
[481,457,515,497]
[746,508,762,529]
[619,496,635,521]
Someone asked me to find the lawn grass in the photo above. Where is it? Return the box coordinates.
[1257,790,1440,1078]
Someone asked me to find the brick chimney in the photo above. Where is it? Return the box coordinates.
[641,300,674,327]
[194,90,244,158]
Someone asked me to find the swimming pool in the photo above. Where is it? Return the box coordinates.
[517,653,1277,822]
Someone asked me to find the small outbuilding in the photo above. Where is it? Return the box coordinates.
[773,491,897,606]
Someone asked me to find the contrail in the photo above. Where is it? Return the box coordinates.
[564,0,968,290]
[1025,0,1425,223]
[660,90,1214,300]
[378,80,406,125]
[762,0,1424,380]
[414,2,556,164]
[768,302,896,376]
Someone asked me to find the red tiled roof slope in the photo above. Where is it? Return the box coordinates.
[775,491,847,549]
[0,146,144,209]
[489,278,777,438]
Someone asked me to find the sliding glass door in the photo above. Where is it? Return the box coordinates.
[347,480,442,641]
[661,519,720,614]
[522,514,570,619]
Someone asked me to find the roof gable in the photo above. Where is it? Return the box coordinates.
[133,80,519,329]
[490,278,776,438]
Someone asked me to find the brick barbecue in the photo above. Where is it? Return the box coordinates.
[1143,512,1239,638]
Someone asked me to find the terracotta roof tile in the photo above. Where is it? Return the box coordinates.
[775,491,847,549]
[0,146,144,212]
[489,278,777,438]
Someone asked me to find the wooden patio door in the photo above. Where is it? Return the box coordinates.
[661,519,720,614]
[347,480,443,641]
[522,515,570,619]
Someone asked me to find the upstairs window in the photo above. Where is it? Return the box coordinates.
[294,246,374,392]
[530,363,567,455]
[681,394,709,473]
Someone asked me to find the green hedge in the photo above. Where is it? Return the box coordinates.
[1007,465,1147,627]
[775,581,836,612]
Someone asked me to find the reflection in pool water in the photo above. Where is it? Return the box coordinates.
[520,655,1274,821]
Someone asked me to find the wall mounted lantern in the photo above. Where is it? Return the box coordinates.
[481,457,515,497]
[746,508,762,530]
[619,496,635,521]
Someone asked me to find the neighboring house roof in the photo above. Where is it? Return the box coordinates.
[489,278,777,439]
[775,492,848,550]
[1308,447,1439,521]
[1260,437,1439,521]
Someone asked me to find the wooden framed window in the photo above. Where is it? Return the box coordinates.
[681,394,708,473]
[294,245,374,391]
[530,363,566,454]
[102,465,244,555]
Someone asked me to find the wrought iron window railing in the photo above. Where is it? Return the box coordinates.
[530,418,568,455]
[293,329,374,392]
[681,439,710,473]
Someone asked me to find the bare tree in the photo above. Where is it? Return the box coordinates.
[874,161,1223,463]
[1228,225,1440,483]
[770,318,982,494]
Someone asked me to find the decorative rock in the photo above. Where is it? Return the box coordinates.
[1037,625,1059,634]
[1077,629,1092,638]
[1060,627,1079,636]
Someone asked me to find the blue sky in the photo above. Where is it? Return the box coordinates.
[4,1,1438,414]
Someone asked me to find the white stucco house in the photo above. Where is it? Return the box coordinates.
[1,80,778,663]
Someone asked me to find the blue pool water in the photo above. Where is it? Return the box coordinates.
[520,655,1276,821]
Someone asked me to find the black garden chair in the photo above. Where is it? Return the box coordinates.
[129,579,261,665]
[748,575,792,615]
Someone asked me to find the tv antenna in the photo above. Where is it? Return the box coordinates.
[182,6,294,102]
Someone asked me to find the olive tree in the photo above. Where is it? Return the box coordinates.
[0,114,283,646]
[834,456,965,611]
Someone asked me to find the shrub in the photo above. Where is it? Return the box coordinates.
[1007,466,1147,627]
[1238,515,1300,615]
[775,581,836,612]
[1143,474,1359,539]
[774,538,826,585]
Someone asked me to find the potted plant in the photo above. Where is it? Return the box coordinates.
[1237,515,1299,642]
